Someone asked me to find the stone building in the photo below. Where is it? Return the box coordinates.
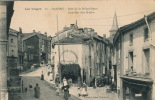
[6,28,22,96]
[17,27,24,71]
[52,24,111,85]
[22,30,51,70]
[113,12,155,100]
[7,29,18,57]
[0,1,14,100]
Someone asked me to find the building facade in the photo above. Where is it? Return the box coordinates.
[7,29,21,94]
[113,12,155,100]
[52,24,112,85]
[22,31,51,69]
[8,28,18,57]
[17,27,24,71]
[0,2,14,100]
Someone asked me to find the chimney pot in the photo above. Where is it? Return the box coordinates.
[103,34,106,38]
[44,32,47,36]
[19,27,22,33]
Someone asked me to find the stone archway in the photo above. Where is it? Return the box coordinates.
[60,64,81,83]
[60,50,78,64]
[59,50,81,83]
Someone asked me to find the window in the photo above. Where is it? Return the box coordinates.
[129,34,133,45]
[42,45,45,51]
[48,41,51,46]
[11,50,14,56]
[128,51,133,71]
[42,40,44,45]
[11,39,14,43]
[143,49,150,75]
[90,68,92,77]
[144,27,149,42]
[31,54,33,60]
[28,54,33,60]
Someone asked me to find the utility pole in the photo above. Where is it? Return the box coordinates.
[57,15,61,83]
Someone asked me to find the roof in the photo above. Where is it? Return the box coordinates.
[9,28,18,36]
[52,25,109,44]
[22,32,51,41]
[114,11,155,43]
[54,37,85,44]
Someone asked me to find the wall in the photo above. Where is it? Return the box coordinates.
[8,34,18,57]
[53,44,83,78]
[23,35,39,68]
[123,24,151,75]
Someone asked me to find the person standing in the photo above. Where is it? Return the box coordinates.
[62,85,70,100]
[34,84,40,98]
[80,83,88,97]
[55,75,60,86]
[63,77,68,86]
[56,85,61,96]
[41,71,44,80]
[92,77,96,89]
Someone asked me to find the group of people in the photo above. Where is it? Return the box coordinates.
[55,77,71,100]
[77,82,88,97]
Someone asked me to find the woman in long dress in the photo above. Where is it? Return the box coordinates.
[63,77,68,86]
[34,84,40,98]
[80,83,88,97]
[62,85,70,100]
[41,71,44,80]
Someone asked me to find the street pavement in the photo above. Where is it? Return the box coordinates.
[19,66,80,100]
[19,66,119,100]
[69,86,119,100]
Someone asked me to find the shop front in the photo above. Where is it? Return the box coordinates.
[121,76,153,100]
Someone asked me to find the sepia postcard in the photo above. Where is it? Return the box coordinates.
[0,0,155,100]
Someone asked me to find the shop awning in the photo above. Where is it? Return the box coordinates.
[121,76,153,87]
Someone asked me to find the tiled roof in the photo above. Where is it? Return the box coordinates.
[114,11,155,43]
[22,32,50,41]
[9,28,18,36]
[54,37,85,44]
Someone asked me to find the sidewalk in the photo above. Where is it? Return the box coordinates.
[43,73,119,100]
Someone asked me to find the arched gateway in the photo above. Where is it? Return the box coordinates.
[60,50,81,83]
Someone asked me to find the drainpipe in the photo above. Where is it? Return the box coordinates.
[144,15,155,100]
[144,15,153,46]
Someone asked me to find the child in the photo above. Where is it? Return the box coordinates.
[56,85,60,96]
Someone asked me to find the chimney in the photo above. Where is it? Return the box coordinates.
[48,36,52,40]
[103,34,106,38]
[44,32,47,37]
[70,24,75,29]
[88,28,94,32]
[38,31,41,34]
[84,28,88,34]
[19,27,22,33]
[33,30,35,33]
[103,34,106,41]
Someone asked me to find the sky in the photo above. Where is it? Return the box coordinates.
[10,0,155,38]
